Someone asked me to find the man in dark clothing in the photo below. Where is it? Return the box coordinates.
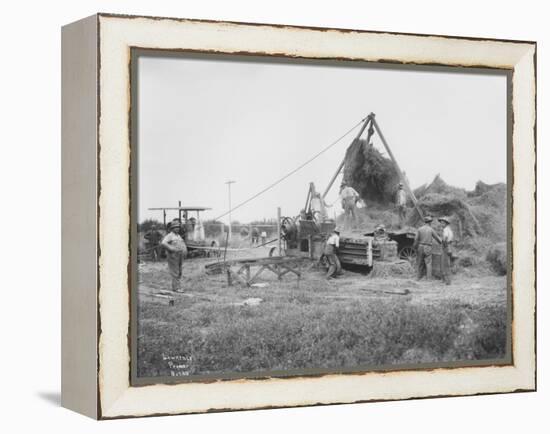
[413,215,442,280]
[324,229,342,279]
[251,227,259,245]
[161,219,188,292]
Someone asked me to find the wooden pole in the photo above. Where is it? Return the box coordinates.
[277,207,282,256]
[322,116,371,199]
[371,116,424,219]
[225,180,235,241]
[304,182,313,214]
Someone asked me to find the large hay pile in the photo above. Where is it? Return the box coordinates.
[342,141,506,241]
[409,175,507,242]
[409,175,483,238]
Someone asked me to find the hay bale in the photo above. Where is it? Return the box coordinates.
[368,260,414,278]
[486,243,507,275]
[343,139,401,204]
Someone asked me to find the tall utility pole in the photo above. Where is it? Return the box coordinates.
[225,180,236,240]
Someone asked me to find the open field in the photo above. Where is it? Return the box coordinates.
[136,247,508,378]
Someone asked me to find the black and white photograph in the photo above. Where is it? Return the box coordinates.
[2,0,543,428]
[133,52,511,381]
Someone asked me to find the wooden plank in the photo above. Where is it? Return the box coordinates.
[207,256,308,267]
[148,206,212,211]
[140,293,175,306]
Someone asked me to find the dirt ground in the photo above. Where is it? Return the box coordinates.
[136,246,508,378]
[138,247,507,307]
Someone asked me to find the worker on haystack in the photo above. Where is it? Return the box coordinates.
[413,215,442,281]
[395,182,407,228]
[324,229,342,279]
[161,219,188,292]
[340,182,360,228]
[438,216,454,285]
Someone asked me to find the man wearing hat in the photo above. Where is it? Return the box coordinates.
[413,215,442,280]
[374,224,389,241]
[161,219,188,292]
[395,182,407,228]
[438,216,454,285]
[324,229,342,279]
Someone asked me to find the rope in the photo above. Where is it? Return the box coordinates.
[212,117,367,221]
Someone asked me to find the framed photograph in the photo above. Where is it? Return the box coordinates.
[61,13,536,419]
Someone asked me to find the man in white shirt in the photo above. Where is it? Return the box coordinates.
[340,182,360,228]
[396,182,407,228]
[438,216,454,286]
[324,229,342,279]
[161,219,187,292]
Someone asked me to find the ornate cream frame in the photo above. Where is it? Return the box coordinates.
[61,13,536,419]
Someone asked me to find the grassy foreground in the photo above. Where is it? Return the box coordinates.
[137,293,507,378]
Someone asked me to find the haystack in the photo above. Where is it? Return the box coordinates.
[414,174,467,200]
[468,182,507,241]
[410,175,482,238]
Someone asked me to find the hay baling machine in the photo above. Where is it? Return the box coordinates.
[280,113,422,271]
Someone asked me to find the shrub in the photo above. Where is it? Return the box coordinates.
[137,297,507,377]
[486,243,507,275]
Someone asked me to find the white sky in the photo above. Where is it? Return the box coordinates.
[137,54,507,224]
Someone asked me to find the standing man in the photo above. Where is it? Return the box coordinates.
[161,219,187,292]
[251,226,259,245]
[396,182,407,228]
[413,215,441,280]
[260,230,267,245]
[144,223,163,261]
[324,229,342,279]
[438,216,454,285]
[340,182,360,228]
